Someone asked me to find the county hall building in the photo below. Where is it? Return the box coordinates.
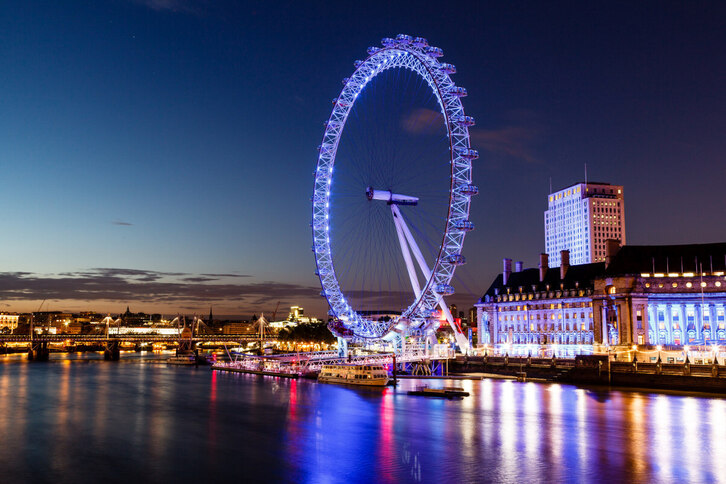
[477,181,726,351]
[476,242,726,351]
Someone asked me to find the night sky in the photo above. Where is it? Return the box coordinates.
[1,1,724,318]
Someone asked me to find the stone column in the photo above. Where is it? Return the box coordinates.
[695,305,702,342]
[621,299,633,345]
[709,304,717,342]
[679,304,687,346]
[604,306,610,345]
[646,304,661,345]
[592,300,603,344]
[493,309,499,344]
[477,307,486,344]
[666,304,674,345]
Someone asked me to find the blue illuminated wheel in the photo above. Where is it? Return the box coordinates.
[312,35,477,347]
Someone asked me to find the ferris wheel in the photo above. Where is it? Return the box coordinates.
[312,35,478,351]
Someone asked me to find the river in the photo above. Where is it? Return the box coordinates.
[0,352,724,483]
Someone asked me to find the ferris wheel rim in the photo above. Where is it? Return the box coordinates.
[312,36,475,340]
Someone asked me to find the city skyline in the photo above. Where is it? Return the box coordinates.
[2,1,725,317]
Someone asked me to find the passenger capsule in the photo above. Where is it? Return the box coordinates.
[354,60,363,68]
[452,219,475,231]
[413,36,429,47]
[426,308,441,318]
[381,37,396,47]
[446,254,467,265]
[453,115,475,127]
[367,46,381,55]
[435,284,455,296]
[342,77,349,85]
[425,46,444,57]
[455,147,479,159]
[395,34,413,44]
[448,86,467,97]
[320,291,327,297]
[439,63,456,74]
[332,97,351,107]
[457,184,480,196]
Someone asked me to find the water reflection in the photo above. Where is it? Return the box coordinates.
[0,356,725,483]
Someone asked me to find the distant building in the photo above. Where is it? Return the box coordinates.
[64,322,83,335]
[33,312,73,330]
[286,306,321,324]
[545,182,625,267]
[222,322,255,335]
[476,242,726,351]
[0,314,19,332]
[448,304,457,318]
[289,306,304,321]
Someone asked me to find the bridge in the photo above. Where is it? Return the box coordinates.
[0,334,276,343]
[0,333,278,361]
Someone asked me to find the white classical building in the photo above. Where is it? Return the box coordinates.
[476,242,726,353]
[545,182,626,267]
[476,252,598,353]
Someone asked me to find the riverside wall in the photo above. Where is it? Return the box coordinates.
[452,355,726,393]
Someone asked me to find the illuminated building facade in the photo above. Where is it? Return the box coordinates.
[594,242,726,347]
[545,182,625,267]
[0,314,19,332]
[476,242,726,351]
[476,251,598,347]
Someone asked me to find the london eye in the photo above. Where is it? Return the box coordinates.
[312,35,478,352]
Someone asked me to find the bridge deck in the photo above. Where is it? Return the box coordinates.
[0,335,277,343]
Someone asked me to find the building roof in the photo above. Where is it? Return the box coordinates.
[481,262,605,300]
[605,242,726,276]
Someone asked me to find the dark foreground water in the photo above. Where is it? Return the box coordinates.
[1,353,725,484]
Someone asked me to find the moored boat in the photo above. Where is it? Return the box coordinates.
[166,355,197,365]
[407,385,469,398]
[318,363,389,386]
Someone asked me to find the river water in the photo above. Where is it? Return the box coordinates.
[1,352,724,484]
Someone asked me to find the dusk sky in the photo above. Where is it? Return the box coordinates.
[1,1,724,318]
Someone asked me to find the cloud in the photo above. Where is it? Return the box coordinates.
[401,108,443,135]
[181,276,218,283]
[112,220,133,226]
[469,125,542,164]
[402,108,543,163]
[200,273,251,278]
[0,269,318,307]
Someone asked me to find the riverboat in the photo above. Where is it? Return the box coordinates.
[318,363,389,386]
[407,385,469,398]
[166,355,197,365]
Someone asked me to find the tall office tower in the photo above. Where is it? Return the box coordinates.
[544,182,626,267]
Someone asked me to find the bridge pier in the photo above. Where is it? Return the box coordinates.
[104,341,120,361]
[28,342,50,361]
[177,339,196,354]
[337,337,348,358]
